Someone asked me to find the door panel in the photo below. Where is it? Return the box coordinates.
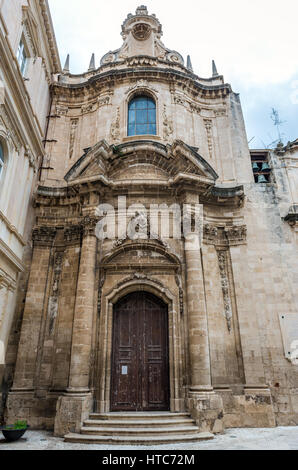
[111,292,169,411]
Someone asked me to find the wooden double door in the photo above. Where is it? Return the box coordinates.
[111,292,170,411]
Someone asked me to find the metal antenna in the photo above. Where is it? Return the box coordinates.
[270,108,286,143]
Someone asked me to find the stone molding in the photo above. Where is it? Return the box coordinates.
[64,224,82,243]
[32,226,57,245]
[125,79,159,95]
[81,216,100,237]
[216,249,233,332]
[0,210,26,247]
[203,224,247,246]
[173,93,227,118]
[48,250,64,335]
[38,0,61,73]
[53,67,231,102]
[0,267,16,291]
[54,94,112,119]
[163,104,174,141]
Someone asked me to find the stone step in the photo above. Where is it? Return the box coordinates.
[84,418,195,427]
[80,425,199,436]
[64,432,214,446]
[89,412,190,421]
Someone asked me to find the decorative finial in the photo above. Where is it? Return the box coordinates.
[136,5,148,15]
[63,54,70,73]
[212,60,219,77]
[187,55,193,72]
[88,53,95,71]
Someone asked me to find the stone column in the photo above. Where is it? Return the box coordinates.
[54,217,97,436]
[183,192,224,434]
[67,217,98,392]
[184,193,212,391]
[10,228,56,391]
[6,227,56,427]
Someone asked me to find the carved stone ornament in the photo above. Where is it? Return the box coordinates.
[132,23,152,41]
[32,226,56,244]
[55,105,68,116]
[81,216,100,237]
[114,272,165,293]
[0,107,22,152]
[224,226,247,245]
[69,118,78,159]
[203,224,218,243]
[98,96,111,107]
[64,225,82,243]
[97,272,106,316]
[167,51,184,65]
[24,145,37,171]
[175,274,184,315]
[81,102,98,115]
[163,105,174,141]
[48,251,63,335]
[204,119,214,159]
[203,224,247,246]
[125,80,158,95]
[0,268,16,292]
[110,107,120,143]
[217,250,233,332]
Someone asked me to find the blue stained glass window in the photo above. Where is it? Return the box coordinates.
[128,96,156,136]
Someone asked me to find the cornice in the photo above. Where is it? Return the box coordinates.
[53,66,231,101]
[37,0,61,73]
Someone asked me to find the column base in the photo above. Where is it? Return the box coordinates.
[187,388,224,434]
[54,392,92,437]
[6,389,57,429]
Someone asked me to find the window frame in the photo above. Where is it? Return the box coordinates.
[127,94,157,137]
[17,38,29,76]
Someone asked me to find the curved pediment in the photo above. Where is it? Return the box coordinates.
[64,139,218,191]
[102,239,181,269]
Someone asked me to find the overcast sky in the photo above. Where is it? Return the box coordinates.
[48,0,297,148]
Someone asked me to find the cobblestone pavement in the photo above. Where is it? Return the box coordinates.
[0,426,298,450]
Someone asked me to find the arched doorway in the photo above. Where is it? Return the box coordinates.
[110,291,170,411]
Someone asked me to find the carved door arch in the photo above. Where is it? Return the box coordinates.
[110,291,170,411]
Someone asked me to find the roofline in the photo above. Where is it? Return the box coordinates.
[38,0,61,73]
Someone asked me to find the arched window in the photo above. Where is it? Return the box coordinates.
[128,95,156,136]
[0,142,4,179]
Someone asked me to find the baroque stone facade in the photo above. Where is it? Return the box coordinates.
[1,5,298,438]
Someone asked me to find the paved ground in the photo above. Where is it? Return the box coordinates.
[0,426,298,450]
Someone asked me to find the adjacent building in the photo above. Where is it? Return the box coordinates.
[0,0,60,414]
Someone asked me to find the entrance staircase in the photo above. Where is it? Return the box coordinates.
[64,412,214,445]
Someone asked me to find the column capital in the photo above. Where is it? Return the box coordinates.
[81,215,100,237]
[32,226,57,246]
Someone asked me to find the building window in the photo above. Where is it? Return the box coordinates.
[17,40,28,76]
[250,150,271,183]
[0,142,4,179]
[128,95,156,136]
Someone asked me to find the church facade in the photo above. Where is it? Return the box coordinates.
[2,5,298,440]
